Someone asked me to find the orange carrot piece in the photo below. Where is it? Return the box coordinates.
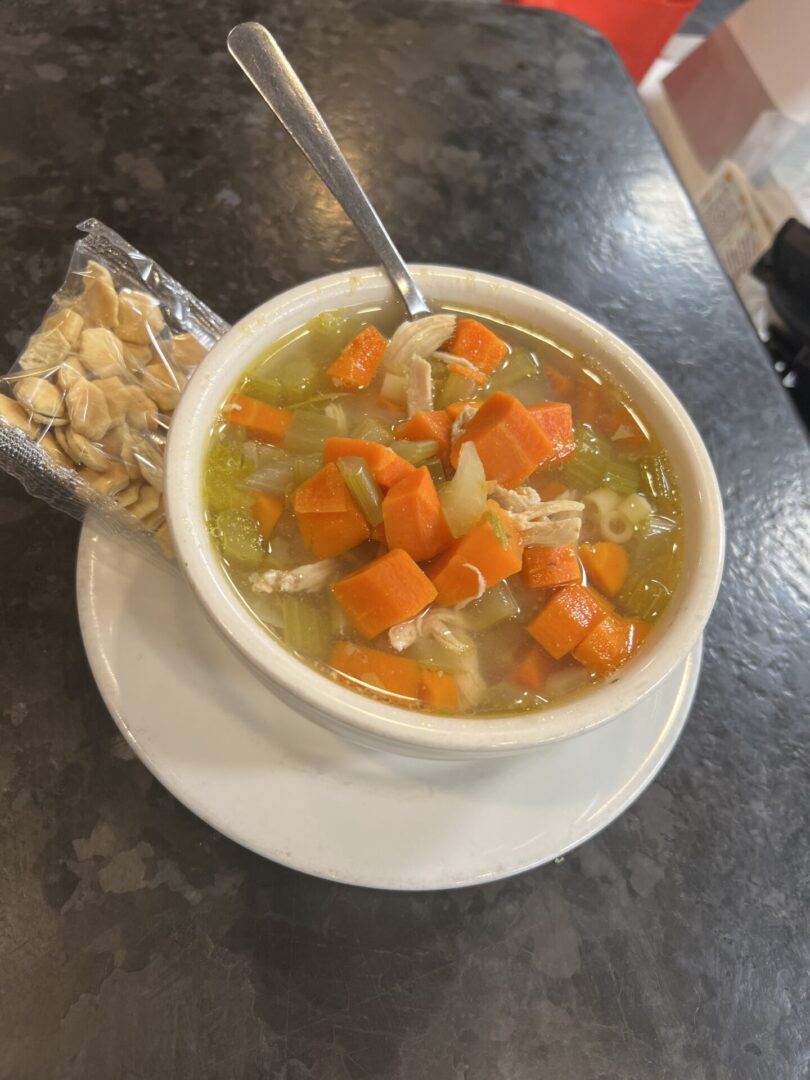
[326,326,388,390]
[293,463,371,558]
[446,399,481,421]
[578,542,629,597]
[574,379,603,427]
[527,402,576,465]
[419,670,458,711]
[534,477,568,501]
[572,614,648,677]
[397,410,452,464]
[227,394,292,446]
[331,642,422,701]
[450,391,554,486]
[527,584,608,659]
[252,492,284,541]
[544,364,575,400]
[522,544,581,589]
[333,548,437,639]
[382,467,453,562]
[509,643,555,692]
[447,361,487,385]
[598,402,648,452]
[370,522,387,543]
[324,437,414,489]
[428,501,523,606]
[444,318,508,374]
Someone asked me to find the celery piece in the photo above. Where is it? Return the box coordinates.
[336,456,384,525]
[406,636,473,675]
[205,440,254,512]
[214,508,264,569]
[482,508,508,549]
[619,576,672,620]
[243,460,294,496]
[281,595,331,659]
[487,348,539,391]
[328,593,349,637]
[463,582,519,632]
[240,376,283,405]
[508,374,550,407]
[389,439,439,466]
[309,310,363,351]
[640,453,674,506]
[380,371,408,406]
[438,371,479,409]
[277,355,321,403]
[438,441,487,538]
[600,459,641,496]
[424,456,446,486]
[285,410,340,455]
[292,453,323,486]
[352,416,394,445]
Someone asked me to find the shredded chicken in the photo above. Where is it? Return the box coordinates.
[324,401,348,435]
[491,484,584,546]
[388,606,468,653]
[406,355,433,416]
[382,314,456,375]
[249,559,340,595]
[455,564,487,608]
[456,664,487,710]
[450,403,479,444]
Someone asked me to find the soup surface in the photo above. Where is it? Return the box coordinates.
[203,304,683,716]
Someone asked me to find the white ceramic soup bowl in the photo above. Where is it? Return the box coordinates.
[166,266,724,759]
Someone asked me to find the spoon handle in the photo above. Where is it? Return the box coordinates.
[227,22,431,319]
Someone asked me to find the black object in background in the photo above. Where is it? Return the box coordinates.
[753,218,810,430]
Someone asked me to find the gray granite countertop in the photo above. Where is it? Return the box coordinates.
[1,1,808,1077]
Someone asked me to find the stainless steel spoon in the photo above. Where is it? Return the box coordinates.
[227,21,431,319]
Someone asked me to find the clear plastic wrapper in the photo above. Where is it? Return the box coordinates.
[0,219,229,556]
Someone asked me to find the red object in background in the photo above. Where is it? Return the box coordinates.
[504,0,701,82]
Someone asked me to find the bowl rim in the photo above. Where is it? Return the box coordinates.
[165,265,725,754]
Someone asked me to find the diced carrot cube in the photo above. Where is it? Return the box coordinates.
[522,544,581,589]
[293,462,371,557]
[544,364,575,400]
[527,401,575,465]
[443,318,508,374]
[397,410,452,464]
[579,541,629,597]
[331,642,422,701]
[534,477,568,501]
[419,670,458,711]
[527,584,608,659]
[324,437,414,489]
[574,379,602,427]
[252,492,284,541]
[333,548,437,639]
[227,394,292,445]
[382,467,453,562]
[450,391,555,487]
[428,501,523,606]
[572,614,648,676]
[509,642,555,692]
[326,326,388,390]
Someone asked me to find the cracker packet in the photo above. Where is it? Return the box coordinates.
[0,219,229,556]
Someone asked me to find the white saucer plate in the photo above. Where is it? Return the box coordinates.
[77,517,701,891]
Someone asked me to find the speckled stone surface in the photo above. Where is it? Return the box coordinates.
[1,1,808,1077]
